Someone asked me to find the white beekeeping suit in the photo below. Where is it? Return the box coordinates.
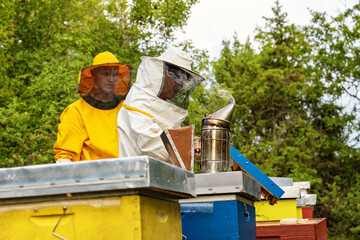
[117,47,205,163]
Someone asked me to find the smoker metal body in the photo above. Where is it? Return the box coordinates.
[200,118,231,173]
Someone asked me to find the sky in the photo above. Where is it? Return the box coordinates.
[174,0,359,60]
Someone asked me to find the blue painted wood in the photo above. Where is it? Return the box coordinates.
[231,145,284,199]
[181,200,256,240]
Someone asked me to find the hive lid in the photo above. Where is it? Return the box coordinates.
[231,145,285,204]
[0,156,196,204]
[190,171,261,201]
[269,177,294,187]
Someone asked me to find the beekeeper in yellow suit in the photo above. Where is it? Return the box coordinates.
[117,47,204,163]
[53,51,132,163]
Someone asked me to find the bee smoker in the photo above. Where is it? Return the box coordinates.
[200,94,235,173]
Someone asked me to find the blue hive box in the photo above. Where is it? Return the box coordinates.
[180,172,261,240]
[181,196,256,239]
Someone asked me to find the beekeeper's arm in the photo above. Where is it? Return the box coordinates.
[56,158,72,163]
[121,108,170,163]
[53,105,87,162]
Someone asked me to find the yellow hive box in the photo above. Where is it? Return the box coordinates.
[255,199,298,221]
[297,206,303,219]
[0,195,182,240]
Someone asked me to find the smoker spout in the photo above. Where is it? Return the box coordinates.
[209,94,235,122]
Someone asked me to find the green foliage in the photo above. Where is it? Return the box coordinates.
[307,4,360,103]
[306,3,360,239]
[208,1,360,238]
[0,0,199,167]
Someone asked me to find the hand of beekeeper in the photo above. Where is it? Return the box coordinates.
[194,137,201,164]
[56,158,72,163]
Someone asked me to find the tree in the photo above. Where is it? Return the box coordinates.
[306,3,360,238]
[211,1,360,238]
[0,0,199,167]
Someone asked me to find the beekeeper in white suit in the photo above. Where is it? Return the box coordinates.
[117,47,205,163]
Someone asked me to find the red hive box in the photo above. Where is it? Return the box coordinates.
[256,218,327,240]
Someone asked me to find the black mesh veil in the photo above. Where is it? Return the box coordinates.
[158,62,204,109]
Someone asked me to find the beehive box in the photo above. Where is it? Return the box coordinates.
[256,218,327,240]
[180,171,261,240]
[0,195,181,239]
[0,156,196,240]
[255,178,301,221]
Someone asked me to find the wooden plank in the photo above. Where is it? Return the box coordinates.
[161,126,194,171]
[314,218,327,240]
[231,145,284,204]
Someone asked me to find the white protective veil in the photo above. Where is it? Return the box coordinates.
[117,47,205,163]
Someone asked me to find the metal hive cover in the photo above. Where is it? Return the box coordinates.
[0,156,196,203]
[194,171,261,201]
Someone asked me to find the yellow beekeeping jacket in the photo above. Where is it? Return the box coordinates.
[53,98,121,161]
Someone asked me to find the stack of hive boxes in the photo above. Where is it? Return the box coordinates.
[180,171,262,240]
[255,177,317,221]
[255,177,327,240]
[0,157,196,240]
[294,181,317,219]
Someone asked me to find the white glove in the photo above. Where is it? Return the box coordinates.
[56,158,72,164]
